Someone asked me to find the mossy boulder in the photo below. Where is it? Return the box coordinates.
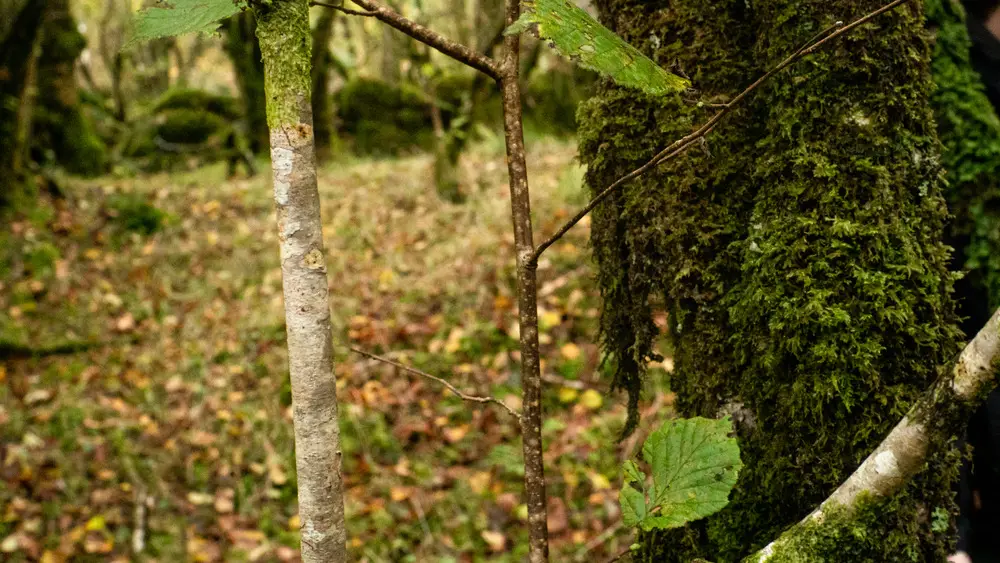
[337,77,440,156]
[123,88,252,173]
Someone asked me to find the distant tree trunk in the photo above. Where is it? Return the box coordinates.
[381,24,401,83]
[34,0,107,176]
[224,10,269,154]
[0,0,46,208]
[251,0,346,561]
[98,0,128,122]
[311,7,337,163]
[578,0,963,561]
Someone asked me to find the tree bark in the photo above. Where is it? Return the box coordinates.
[499,2,548,560]
[579,0,962,560]
[252,1,346,561]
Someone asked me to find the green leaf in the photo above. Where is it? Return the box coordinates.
[128,0,246,47]
[619,485,647,528]
[641,417,741,529]
[622,459,644,486]
[508,0,688,95]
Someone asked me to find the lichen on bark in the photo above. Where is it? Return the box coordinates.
[579,0,965,560]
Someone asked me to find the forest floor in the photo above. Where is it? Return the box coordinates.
[0,137,673,562]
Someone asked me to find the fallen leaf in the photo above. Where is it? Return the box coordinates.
[481,530,506,552]
[560,343,581,360]
[580,389,603,410]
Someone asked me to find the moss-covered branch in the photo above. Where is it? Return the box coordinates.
[752,308,1000,562]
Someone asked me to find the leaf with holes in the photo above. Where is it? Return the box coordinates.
[642,416,741,529]
[506,0,688,95]
[128,0,246,47]
[617,417,741,532]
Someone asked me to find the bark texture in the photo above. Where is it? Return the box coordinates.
[500,1,548,560]
[578,0,964,560]
[253,1,346,561]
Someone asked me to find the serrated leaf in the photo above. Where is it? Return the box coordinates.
[641,417,741,529]
[509,0,688,95]
[622,459,643,486]
[619,485,646,528]
[128,0,246,47]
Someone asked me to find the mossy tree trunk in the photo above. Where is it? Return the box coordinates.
[224,10,269,154]
[34,0,107,177]
[578,1,964,561]
[0,0,46,209]
[252,0,346,560]
[926,0,1000,335]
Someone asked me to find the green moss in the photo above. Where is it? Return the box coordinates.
[578,0,759,437]
[337,77,439,156]
[925,0,1000,332]
[580,0,964,560]
[152,88,242,120]
[155,109,229,144]
[253,0,313,131]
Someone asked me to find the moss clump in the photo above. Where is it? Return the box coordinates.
[337,77,440,156]
[925,0,1000,335]
[580,0,964,560]
[579,0,759,439]
[154,109,229,145]
[123,88,253,174]
[253,0,313,131]
[152,88,242,120]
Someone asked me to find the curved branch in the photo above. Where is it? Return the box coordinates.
[751,308,1000,562]
[349,346,522,423]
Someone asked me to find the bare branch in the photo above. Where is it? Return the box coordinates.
[530,0,914,264]
[309,1,376,16]
[349,346,522,423]
[316,0,501,80]
[752,308,1000,561]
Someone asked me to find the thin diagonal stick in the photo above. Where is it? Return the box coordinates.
[315,0,502,79]
[349,347,522,423]
[530,0,914,264]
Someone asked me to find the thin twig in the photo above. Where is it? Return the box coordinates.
[309,1,376,16]
[349,346,522,423]
[317,0,501,79]
[576,521,624,562]
[542,372,603,391]
[529,0,914,264]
